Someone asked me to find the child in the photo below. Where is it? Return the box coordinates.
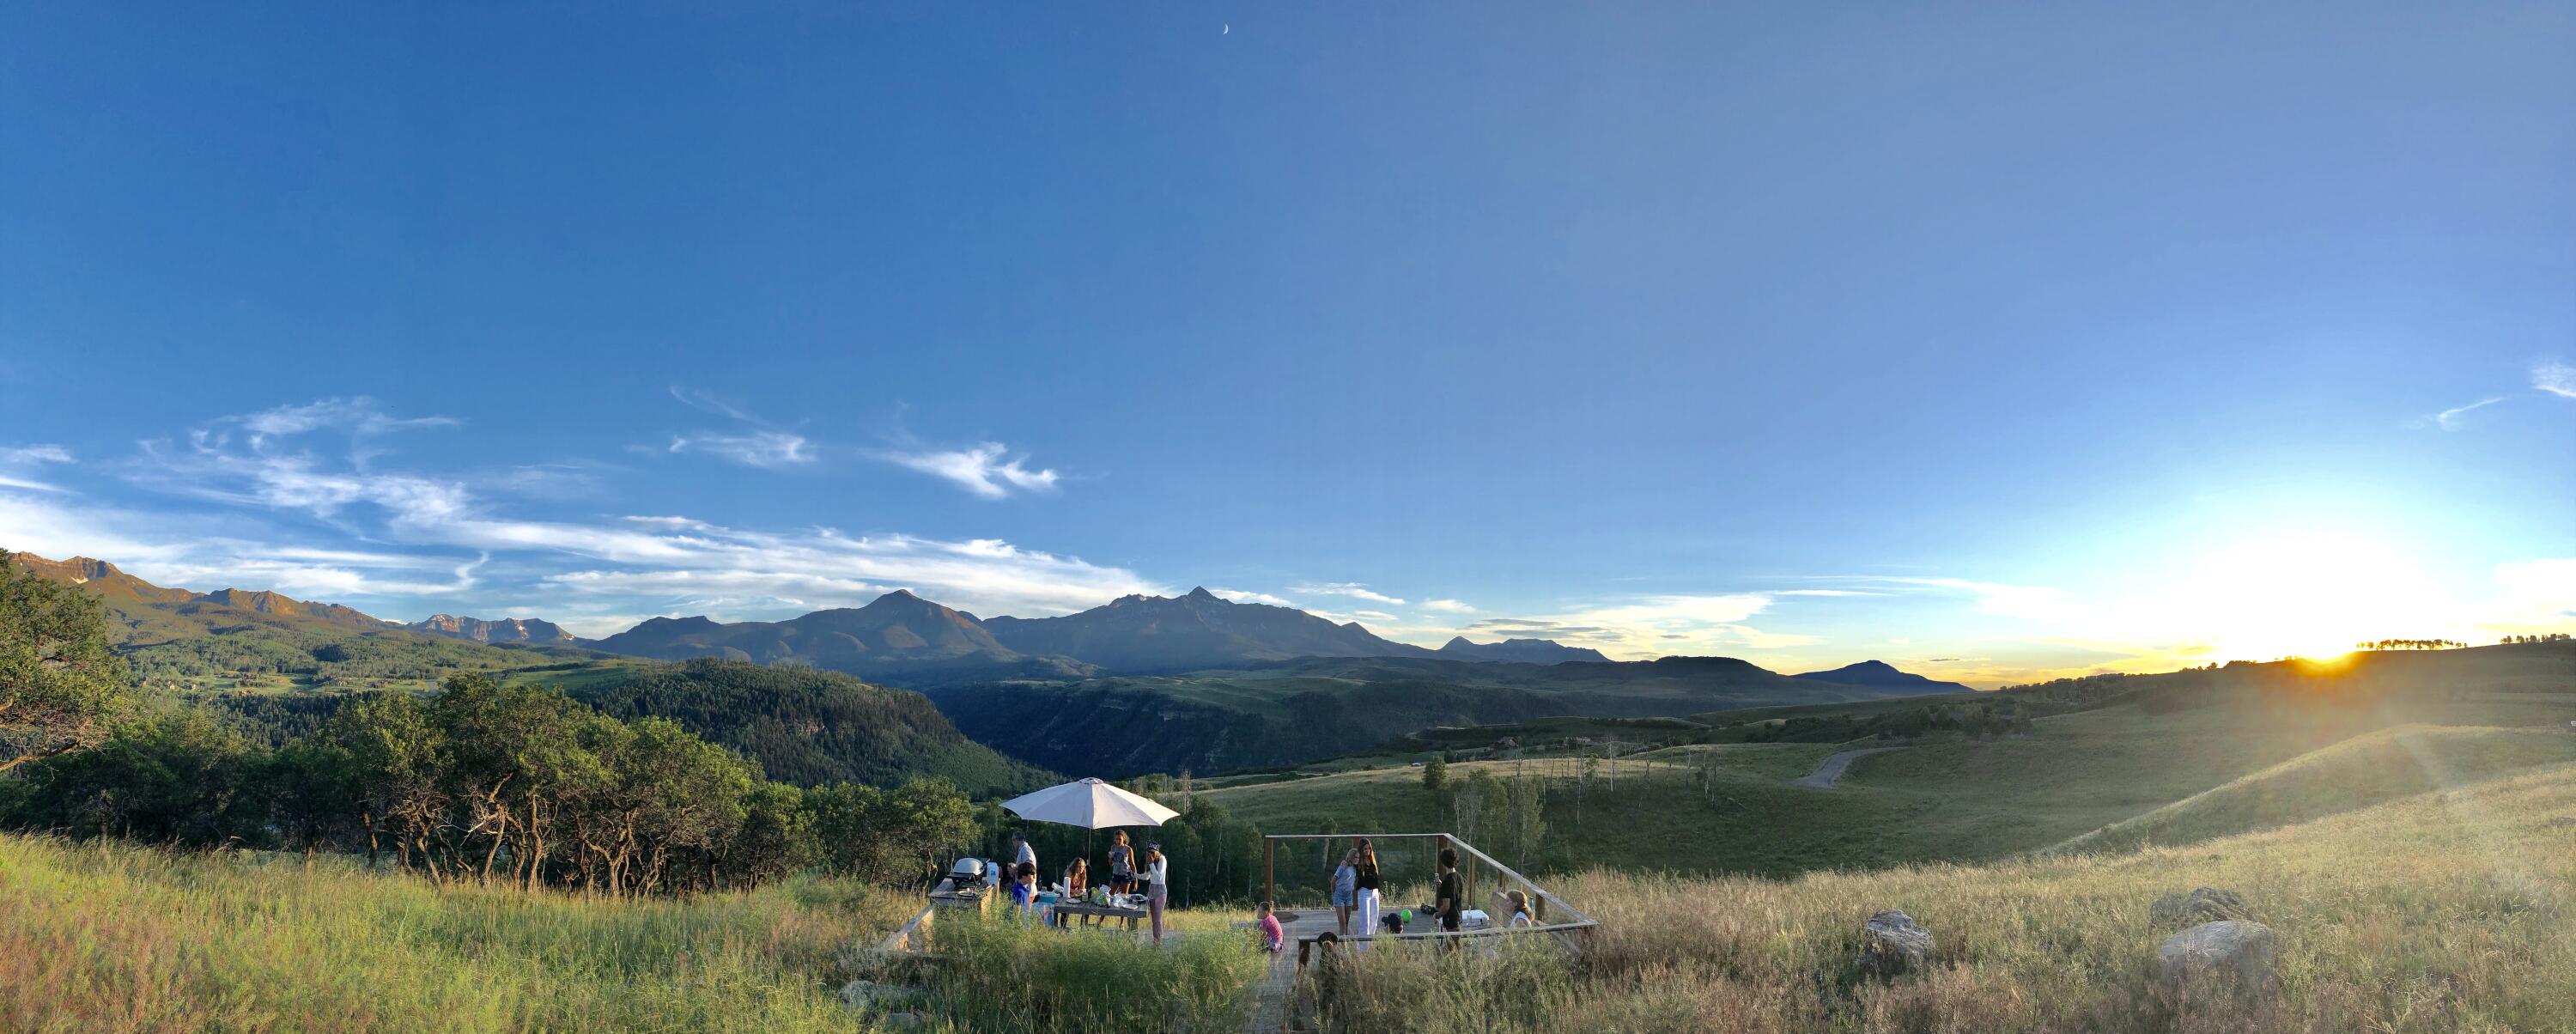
[1504,890,1534,928]
[1008,861,1039,923]
[1330,848,1359,936]
[1256,901,1285,953]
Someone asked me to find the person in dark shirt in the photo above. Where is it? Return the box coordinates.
[1352,838,1383,950]
[1434,846,1463,938]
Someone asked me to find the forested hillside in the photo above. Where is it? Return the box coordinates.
[555,659,1052,794]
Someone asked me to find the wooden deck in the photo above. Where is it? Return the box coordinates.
[1237,832,1598,1033]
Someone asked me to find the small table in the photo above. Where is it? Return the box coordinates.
[1050,901,1150,930]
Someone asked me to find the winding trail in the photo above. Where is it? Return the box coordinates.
[1793,746,1905,789]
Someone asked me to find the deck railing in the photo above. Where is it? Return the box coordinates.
[1261,832,1596,957]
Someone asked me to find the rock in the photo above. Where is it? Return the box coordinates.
[2149,887,2252,928]
[1856,909,1932,979]
[839,980,927,1013]
[2157,920,2275,986]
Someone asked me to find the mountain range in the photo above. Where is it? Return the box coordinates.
[1436,636,1612,664]
[407,614,576,645]
[584,586,1637,682]
[10,546,1975,779]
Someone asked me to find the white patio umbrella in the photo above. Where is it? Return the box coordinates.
[1000,777,1179,830]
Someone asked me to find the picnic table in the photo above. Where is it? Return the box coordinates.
[1048,900,1150,930]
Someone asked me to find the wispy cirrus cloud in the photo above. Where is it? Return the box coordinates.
[2537,360,2576,399]
[666,431,816,469]
[659,388,817,470]
[878,442,1060,499]
[1294,581,1406,605]
[2410,396,2506,431]
[1,445,74,465]
[0,443,76,493]
[228,397,456,445]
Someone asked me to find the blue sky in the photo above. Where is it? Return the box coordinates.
[4,3,2573,685]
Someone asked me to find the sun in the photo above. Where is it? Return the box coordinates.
[2181,532,2458,663]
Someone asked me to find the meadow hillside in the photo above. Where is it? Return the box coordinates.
[15,753,2573,1032]
[1206,682,2576,879]
[1310,760,2576,1034]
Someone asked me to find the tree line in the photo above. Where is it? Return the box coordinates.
[5,548,983,897]
[2356,639,2468,651]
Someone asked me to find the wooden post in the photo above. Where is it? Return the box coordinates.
[1263,836,1275,909]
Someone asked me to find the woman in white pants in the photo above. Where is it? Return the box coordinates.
[1352,837,1382,951]
[1144,842,1170,946]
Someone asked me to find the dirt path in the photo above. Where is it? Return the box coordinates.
[1792,746,1904,789]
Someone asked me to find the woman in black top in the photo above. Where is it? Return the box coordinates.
[1434,847,1463,935]
[1352,837,1383,948]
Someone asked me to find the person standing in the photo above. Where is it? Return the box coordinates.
[1143,842,1171,946]
[1010,830,1038,877]
[1330,848,1360,936]
[1106,830,1135,895]
[1433,847,1463,943]
[1352,838,1382,951]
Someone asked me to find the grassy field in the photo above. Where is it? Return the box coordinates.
[1206,695,2576,879]
[0,836,915,1033]
[1307,759,2576,1033]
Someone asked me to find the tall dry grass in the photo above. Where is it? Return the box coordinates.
[0,836,913,1033]
[884,911,1267,1033]
[1304,762,2576,1033]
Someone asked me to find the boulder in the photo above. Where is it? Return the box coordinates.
[2149,887,2252,928]
[2156,920,2275,986]
[839,980,928,1013]
[1855,909,1932,979]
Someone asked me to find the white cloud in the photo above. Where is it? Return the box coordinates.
[1352,610,1400,623]
[880,443,1060,499]
[230,397,456,445]
[2536,361,2576,399]
[1294,581,1406,605]
[1,445,73,465]
[667,431,815,470]
[1823,576,2082,622]
[1210,587,1297,607]
[1773,589,1882,597]
[1422,598,1476,613]
[1437,593,1817,660]
[2411,392,2514,428]
[0,444,77,492]
[77,400,1159,621]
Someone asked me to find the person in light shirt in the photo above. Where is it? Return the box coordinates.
[1143,842,1171,946]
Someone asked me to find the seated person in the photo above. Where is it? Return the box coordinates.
[1256,901,1285,953]
[1504,890,1534,928]
[1054,859,1090,927]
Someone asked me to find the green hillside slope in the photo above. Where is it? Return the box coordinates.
[930,655,1914,776]
[2050,723,2576,855]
